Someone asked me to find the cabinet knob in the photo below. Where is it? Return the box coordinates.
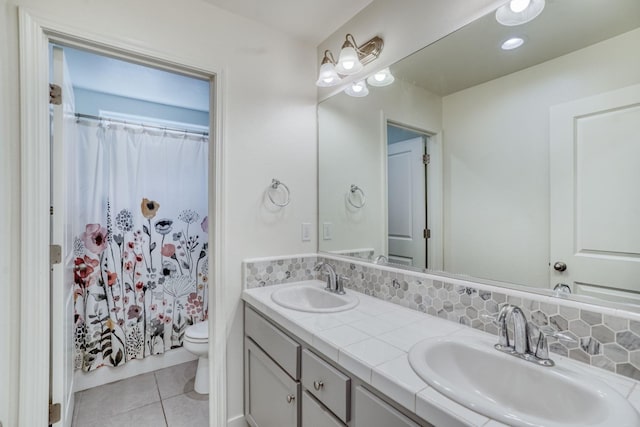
[286,394,296,403]
[313,380,324,391]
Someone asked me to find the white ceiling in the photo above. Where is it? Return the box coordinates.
[199,0,374,44]
[392,0,640,96]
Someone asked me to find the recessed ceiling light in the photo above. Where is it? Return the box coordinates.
[496,0,545,26]
[509,0,531,13]
[501,37,525,50]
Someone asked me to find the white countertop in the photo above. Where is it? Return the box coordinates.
[242,280,640,427]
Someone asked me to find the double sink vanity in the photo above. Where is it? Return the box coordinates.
[242,267,640,427]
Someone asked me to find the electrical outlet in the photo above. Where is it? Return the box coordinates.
[323,222,332,240]
[301,223,311,241]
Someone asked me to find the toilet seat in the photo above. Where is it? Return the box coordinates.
[185,321,208,341]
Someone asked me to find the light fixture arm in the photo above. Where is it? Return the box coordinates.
[344,33,384,67]
[321,50,337,65]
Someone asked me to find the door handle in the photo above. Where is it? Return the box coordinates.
[553,261,567,272]
[313,380,324,391]
[286,394,296,403]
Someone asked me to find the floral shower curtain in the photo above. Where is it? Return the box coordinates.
[71,120,209,371]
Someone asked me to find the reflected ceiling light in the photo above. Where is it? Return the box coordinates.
[316,33,384,86]
[345,80,369,97]
[367,68,395,87]
[496,0,545,26]
[501,37,525,50]
[316,51,341,87]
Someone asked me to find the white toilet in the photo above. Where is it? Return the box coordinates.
[183,321,209,394]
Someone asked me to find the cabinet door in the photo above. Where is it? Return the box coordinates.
[246,338,300,427]
[302,392,345,427]
[354,387,420,427]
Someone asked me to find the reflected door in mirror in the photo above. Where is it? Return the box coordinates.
[387,136,427,268]
[550,84,640,304]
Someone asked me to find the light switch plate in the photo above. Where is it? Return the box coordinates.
[301,223,311,241]
[323,222,332,240]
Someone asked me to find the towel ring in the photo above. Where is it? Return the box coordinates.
[348,184,366,208]
[268,178,291,207]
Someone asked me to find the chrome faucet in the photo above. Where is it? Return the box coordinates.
[495,304,555,367]
[314,262,337,293]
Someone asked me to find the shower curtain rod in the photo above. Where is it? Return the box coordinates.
[74,113,209,137]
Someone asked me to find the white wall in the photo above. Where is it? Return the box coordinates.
[318,79,441,256]
[73,88,210,126]
[0,0,317,424]
[442,28,640,288]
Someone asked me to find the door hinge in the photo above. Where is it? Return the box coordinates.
[50,245,62,265]
[422,154,430,165]
[423,229,431,239]
[49,84,61,105]
[49,402,61,424]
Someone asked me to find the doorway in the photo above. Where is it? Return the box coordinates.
[386,123,429,268]
[49,43,212,427]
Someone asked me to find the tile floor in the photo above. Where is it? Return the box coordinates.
[72,361,208,427]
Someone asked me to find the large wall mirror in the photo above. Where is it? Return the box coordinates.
[318,0,640,309]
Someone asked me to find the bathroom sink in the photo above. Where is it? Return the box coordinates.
[408,335,640,427]
[271,283,359,313]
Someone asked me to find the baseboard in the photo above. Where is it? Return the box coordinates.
[73,348,197,391]
[227,414,248,427]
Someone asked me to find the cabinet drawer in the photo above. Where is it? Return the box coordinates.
[302,392,346,427]
[354,387,420,427]
[301,349,350,423]
[245,338,300,427]
[245,306,300,379]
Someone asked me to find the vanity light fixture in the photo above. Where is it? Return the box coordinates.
[501,37,525,50]
[315,33,384,87]
[316,51,341,87]
[496,0,545,26]
[367,67,395,87]
[345,80,369,97]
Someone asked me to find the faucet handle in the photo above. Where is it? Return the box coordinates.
[538,325,577,343]
[480,313,499,325]
[528,324,576,363]
[336,275,350,295]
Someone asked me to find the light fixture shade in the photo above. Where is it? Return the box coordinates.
[495,0,545,26]
[345,80,369,97]
[335,44,363,75]
[316,62,341,87]
[367,68,395,87]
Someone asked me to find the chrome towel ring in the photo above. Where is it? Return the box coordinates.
[268,178,291,207]
[348,184,366,208]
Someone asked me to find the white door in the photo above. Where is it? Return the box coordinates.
[50,45,75,427]
[550,84,640,303]
[387,137,426,268]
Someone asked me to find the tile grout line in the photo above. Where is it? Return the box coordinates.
[154,371,170,427]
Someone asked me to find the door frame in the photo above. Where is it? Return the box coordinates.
[18,9,227,426]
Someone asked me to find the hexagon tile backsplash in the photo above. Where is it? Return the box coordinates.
[242,254,640,381]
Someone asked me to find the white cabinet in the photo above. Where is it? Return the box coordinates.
[354,387,420,427]
[302,392,346,427]
[245,338,300,427]
[301,349,350,423]
[244,305,430,427]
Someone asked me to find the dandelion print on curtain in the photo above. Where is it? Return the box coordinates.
[72,120,208,371]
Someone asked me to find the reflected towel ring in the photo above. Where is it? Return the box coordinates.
[348,184,366,208]
[268,178,291,207]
